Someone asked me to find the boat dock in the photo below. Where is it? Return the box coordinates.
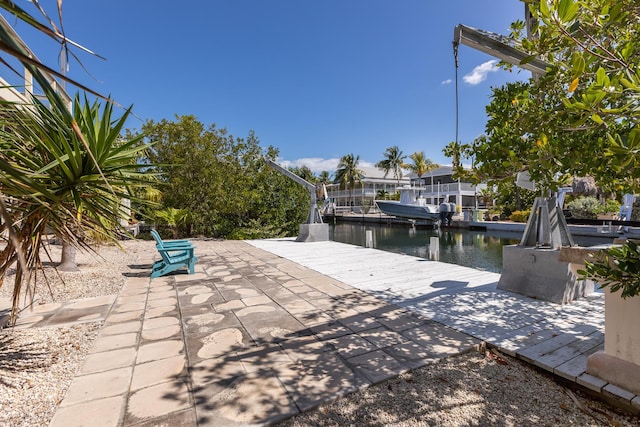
[250,238,639,412]
[326,211,640,238]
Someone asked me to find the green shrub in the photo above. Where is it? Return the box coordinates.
[566,196,600,219]
[510,210,531,222]
[593,199,621,215]
[567,196,621,219]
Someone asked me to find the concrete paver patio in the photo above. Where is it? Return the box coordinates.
[34,240,481,426]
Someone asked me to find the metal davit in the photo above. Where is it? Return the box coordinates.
[266,159,329,242]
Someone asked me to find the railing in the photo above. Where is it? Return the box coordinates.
[415,183,486,193]
[327,183,486,199]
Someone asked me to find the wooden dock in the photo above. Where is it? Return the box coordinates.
[249,239,639,410]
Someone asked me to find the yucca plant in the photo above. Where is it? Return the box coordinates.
[0,93,155,323]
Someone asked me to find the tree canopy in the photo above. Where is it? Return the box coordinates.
[406,151,438,178]
[375,146,407,185]
[448,0,640,196]
[134,115,308,239]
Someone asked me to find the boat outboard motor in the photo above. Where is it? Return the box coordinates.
[439,203,449,225]
[447,202,456,226]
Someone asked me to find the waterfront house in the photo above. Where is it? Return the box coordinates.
[325,166,410,213]
[325,164,485,213]
[411,165,486,209]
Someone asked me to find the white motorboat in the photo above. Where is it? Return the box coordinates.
[375,187,441,224]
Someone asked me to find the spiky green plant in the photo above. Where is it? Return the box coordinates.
[0,94,154,323]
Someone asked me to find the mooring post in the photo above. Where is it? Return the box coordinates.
[365,229,374,248]
[429,237,440,261]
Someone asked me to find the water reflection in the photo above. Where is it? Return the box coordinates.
[329,223,612,273]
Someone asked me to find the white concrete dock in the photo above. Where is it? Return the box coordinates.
[248,238,640,411]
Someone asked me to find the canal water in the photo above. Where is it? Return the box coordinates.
[329,223,612,273]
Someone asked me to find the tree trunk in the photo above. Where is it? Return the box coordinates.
[58,240,79,271]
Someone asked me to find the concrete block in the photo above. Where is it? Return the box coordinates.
[498,245,593,304]
[297,223,329,242]
[577,373,607,392]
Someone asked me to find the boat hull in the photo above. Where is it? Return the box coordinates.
[375,201,440,223]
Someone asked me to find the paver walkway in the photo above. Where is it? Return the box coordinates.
[40,240,480,427]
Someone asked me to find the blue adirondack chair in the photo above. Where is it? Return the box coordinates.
[150,229,197,278]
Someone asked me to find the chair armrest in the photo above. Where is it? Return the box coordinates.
[157,245,194,256]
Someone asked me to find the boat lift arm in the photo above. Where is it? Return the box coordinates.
[266,159,323,224]
[453,21,575,248]
[453,24,549,77]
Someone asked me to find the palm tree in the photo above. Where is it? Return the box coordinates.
[478,187,497,208]
[334,154,363,208]
[376,189,389,200]
[318,170,331,183]
[407,151,439,185]
[154,208,191,239]
[375,146,407,186]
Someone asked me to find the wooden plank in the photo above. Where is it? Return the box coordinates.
[533,330,603,372]
[516,325,599,366]
[554,344,603,381]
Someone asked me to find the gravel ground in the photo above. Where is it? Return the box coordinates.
[0,239,152,306]
[279,350,640,427]
[0,323,102,427]
[1,239,639,427]
[0,239,150,427]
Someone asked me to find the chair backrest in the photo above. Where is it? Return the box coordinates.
[150,229,164,247]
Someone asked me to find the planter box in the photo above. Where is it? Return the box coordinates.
[559,245,640,395]
[587,290,640,395]
[596,213,618,220]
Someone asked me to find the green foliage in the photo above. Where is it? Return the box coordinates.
[0,94,152,322]
[633,199,640,221]
[512,0,640,194]
[594,199,621,215]
[153,207,190,238]
[455,1,640,206]
[318,170,331,183]
[443,141,472,181]
[509,210,531,223]
[289,165,317,183]
[566,196,601,219]
[566,196,621,219]
[578,240,640,299]
[406,151,438,183]
[477,187,497,208]
[375,146,407,184]
[494,183,537,218]
[376,190,389,200]
[135,116,307,238]
[334,153,363,206]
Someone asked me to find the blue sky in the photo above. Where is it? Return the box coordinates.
[8,0,530,173]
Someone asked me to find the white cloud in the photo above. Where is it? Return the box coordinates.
[277,157,375,175]
[441,79,453,85]
[278,157,339,174]
[463,60,499,85]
